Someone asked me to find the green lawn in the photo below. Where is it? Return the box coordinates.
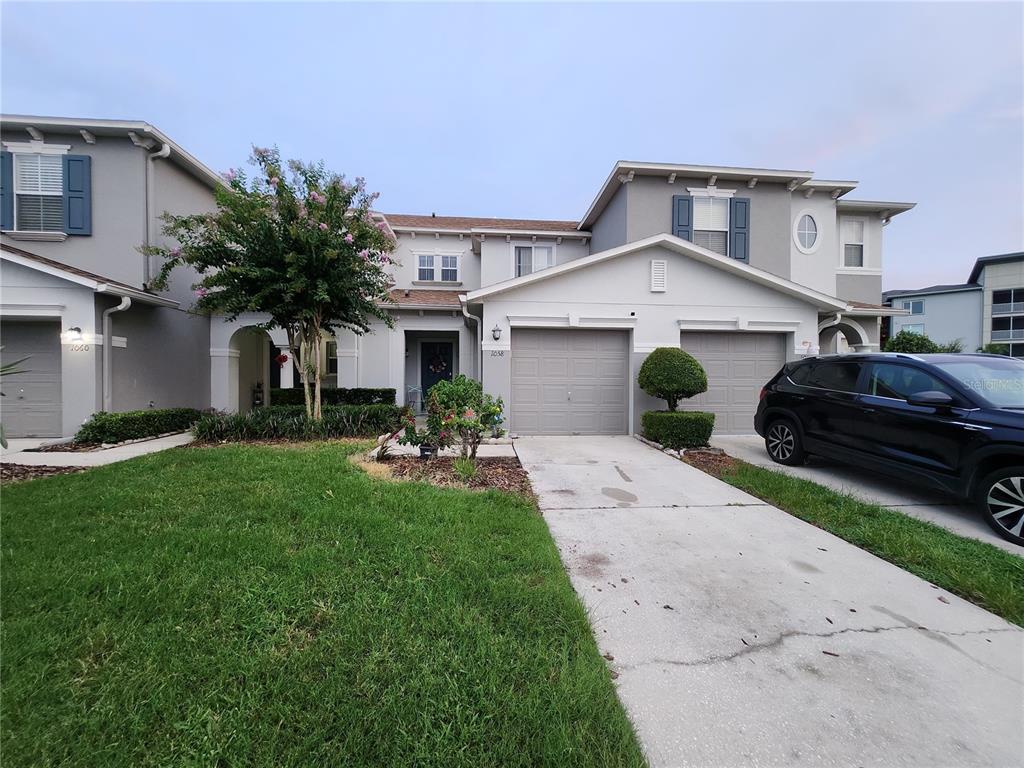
[1,443,645,768]
[715,460,1024,627]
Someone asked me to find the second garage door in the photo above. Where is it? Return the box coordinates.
[680,331,786,435]
[511,329,629,435]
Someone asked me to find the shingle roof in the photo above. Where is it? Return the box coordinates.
[882,283,980,299]
[386,288,462,307]
[1,242,140,291]
[383,213,580,233]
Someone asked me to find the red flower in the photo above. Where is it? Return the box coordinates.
[464,408,475,419]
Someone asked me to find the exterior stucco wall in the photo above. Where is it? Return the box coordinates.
[835,272,883,304]
[390,233,478,292]
[623,175,793,280]
[1,130,148,287]
[789,195,839,296]
[476,244,820,434]
[103,299,212,412]
[979,259,1024,344]
[479,236,589,287]
[888,290,983,349]
[590,184,627,253]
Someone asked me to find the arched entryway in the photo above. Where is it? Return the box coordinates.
[210,315,291,413]
[818,316,872,354]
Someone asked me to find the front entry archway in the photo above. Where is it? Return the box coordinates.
[818,316,872,353]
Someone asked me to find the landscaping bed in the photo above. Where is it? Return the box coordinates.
[1,464,86,484]
[382,456,533,498]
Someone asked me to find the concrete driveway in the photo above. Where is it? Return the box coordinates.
[713,434,1021,556]
[516,436,1024,768]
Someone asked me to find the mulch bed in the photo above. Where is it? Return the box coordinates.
[1,464,87,484]
[31,442,97,453]
[382,456,534,499]
[681,449,738,479]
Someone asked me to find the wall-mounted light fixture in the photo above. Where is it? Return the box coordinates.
[66,326,83,342]
[491,325,502,341]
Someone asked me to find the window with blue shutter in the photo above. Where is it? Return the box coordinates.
[63,154,92,236]
[671,194,692,241]
[729,197,750,261]
[0,151,12,231]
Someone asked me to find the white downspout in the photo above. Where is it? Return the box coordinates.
[130,132,171,285]
[102,297,132,412]
[461,302,481,381]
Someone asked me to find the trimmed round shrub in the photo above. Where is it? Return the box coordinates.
[883,330,938,354]
[638,347,708,410]
[641,410,715,450]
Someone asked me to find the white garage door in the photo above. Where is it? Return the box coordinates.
[511,329,629,435]
[1,321,63,437]
[680,331,786,435]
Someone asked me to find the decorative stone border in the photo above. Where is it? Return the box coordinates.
[633,433,723,462]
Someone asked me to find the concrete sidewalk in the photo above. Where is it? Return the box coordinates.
[516,436,1024,768]
[714,434,1020,556]
[1,432,194,467]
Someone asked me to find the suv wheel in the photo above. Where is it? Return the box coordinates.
[765,418,805,466]
[977,467,1024,547]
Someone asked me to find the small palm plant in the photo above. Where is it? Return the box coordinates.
[0,348,30,449]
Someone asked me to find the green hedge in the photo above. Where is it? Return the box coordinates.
[641,410,715,450]
[75,408,202,445]
[268,387,396,406]
[192,404,404,442]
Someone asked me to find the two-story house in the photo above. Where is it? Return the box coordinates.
[884,252,1024,354]
[303,162,912,435]
[1,115,219,438]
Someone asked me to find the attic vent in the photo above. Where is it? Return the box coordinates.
[650,259,667,292]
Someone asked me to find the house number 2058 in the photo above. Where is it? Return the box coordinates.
[490,350,505,357]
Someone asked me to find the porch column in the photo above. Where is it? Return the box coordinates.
[210,347,240,413]
[336,328,359,387]
[388,326,406,406]
[279,349,295,389]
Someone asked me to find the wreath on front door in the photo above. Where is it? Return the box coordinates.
[428,355,449,375]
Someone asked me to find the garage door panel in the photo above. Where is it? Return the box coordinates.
[0,321,62,437]
[681,331,785,436]
[511,329,628,435]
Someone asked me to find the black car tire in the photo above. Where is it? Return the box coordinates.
[976,467,1024,547]
[764,418,805,466]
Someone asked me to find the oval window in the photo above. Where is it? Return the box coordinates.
[797,214,817,249]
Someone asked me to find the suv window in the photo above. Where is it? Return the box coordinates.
[796,361,863,392]
[866,363,957,401]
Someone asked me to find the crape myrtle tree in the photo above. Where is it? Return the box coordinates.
[144,147,397,420]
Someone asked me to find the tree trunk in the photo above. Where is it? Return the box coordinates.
[299,336,313,419]
[312,325,323,421]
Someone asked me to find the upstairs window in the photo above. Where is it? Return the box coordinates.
[515,244,553,277]
[416,253,460,283]
[841,218,865,267]
[901,299,924,315]
[692,196,729,256]
[992,289,1024,316]
[14,153,63,232]
[417,254,435,281]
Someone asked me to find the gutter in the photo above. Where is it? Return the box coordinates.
[136,139,171,286]
[102,297,131,412]
[460,299,482,380]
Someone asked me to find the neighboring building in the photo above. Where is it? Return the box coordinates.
[882,284,984,350]
[0,117,916,438]
[884,252,1024,356]
[1,115,219,437]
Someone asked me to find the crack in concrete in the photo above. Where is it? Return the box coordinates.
[619,624,1023,684]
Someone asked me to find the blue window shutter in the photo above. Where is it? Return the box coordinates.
[63,154,92,235]
[672,195,692,240]
[0,151,12,231]
[730,197,750,261]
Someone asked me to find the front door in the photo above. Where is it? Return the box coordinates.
[420,341,454,401]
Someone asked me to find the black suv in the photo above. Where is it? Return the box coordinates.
[754,353,1024,546]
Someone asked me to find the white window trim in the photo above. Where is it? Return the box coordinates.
[689,191,731,257]
[901,323,925,334]
[11,150,67,235]
[2,140,71,155]
[901,299,924,315]
[412,249,463,284]
[510,241,557,279]
[792,209,821,255]
[839,216,868,269]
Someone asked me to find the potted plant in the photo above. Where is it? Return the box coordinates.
[397,413,453,459]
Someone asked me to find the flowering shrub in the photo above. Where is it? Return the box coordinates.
[426,375,504,459]
[397,410,454,453]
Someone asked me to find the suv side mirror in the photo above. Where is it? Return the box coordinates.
[907,390,954,408]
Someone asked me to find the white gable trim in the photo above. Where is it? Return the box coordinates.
[0,249,179,308]
[464,233,848,311]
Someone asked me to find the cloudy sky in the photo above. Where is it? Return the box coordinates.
[2,1,1021,289]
